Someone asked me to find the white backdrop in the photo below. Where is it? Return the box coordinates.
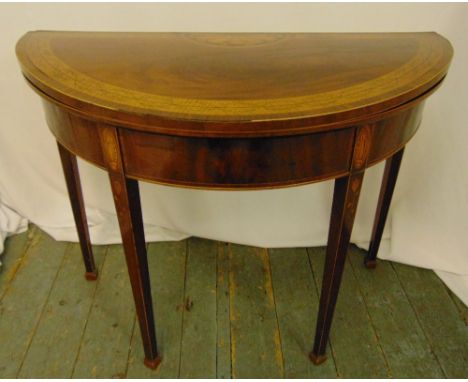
[0,3,467,304]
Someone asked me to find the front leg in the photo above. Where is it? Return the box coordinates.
[108,174,161,369]
[99,126,161,369]
[310,125,370,364]
[310,172,364,364]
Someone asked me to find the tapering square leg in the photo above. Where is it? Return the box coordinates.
[310,172,364,363]
[108,174,161,369]
[57,142,97,280]
[365,148,405,268]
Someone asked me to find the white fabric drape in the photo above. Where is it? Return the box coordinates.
[0,3,467,304]
[0,200,28,265]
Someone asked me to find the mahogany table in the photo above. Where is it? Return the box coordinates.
[16,31,453,369]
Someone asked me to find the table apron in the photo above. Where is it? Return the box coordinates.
[42,100,424,189]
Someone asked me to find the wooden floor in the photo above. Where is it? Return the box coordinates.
[0,225,466,378]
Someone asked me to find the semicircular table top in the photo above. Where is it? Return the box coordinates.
[16,31,453,137]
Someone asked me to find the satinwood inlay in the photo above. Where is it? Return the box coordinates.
[15,31,453,370]
[16,31,452,136]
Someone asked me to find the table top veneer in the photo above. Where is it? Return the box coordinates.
[16,31,452,137]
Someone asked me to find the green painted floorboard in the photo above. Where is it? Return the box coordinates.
[229,244,284,378]
[0,226,466,378]
[269,247,337,378]
[72,245,135,378]
[18,244,107,378]
[216,242,232,378]
[348,246,445,378]
[126,241,187,378]
[179,237,218,378]
[308,247,389,378]
[0,229,68,378]
[392,262,468,378]
[448,288,468,325]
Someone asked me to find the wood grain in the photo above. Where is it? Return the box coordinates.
[126,241,187,378]
[72,245,135,378]
[348,246,445,378]
[310,172,364,362]
[0,230,67,378]
[179,238,217,378]
[229,244,284,378]
[57,142,97,278]
[39,93,426,189]
[1,226,467,378]
[43,100,105,168]
[17,32,452,134]
[269,247,337,378]
[119,127,354,188]
[308,247,389,377]
[99,125,160,368]
[366,148,405,267]
[393,263,468,378]
[18,244,107,378]
[14,31,455,372]
[216,242,232,378]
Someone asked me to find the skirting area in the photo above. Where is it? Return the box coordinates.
[0,225,466,378]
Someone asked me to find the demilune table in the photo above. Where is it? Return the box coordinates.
[16,31,453,369]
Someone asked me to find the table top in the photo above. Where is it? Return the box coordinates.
[16,31,452,137]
